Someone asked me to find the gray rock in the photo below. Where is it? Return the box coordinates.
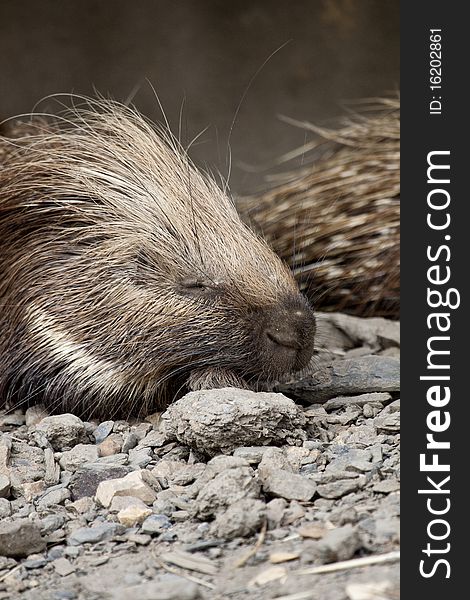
[171,510,189,522]
[160,530,178,542]
[0,436,12,473]
[316,524,362,563]
[317,478,364,499]
[172,464,205,486]
[138,429,166,448]
[152,498,176,517]
[266,498,287,528]
[283,500,306,525]
[381,399,400,413]
[213,498,266,539]
[303,440,323,450]
[312,471,360,484]
[128,447,153,469]
[95,469,160,508]
[300,464,318,476]
[93,420,115,444]
[123,573,144,586]
[258,467,317,501]
[52,557,76,576]
[372,479,400,493]
[370,444,384,464]
[59,444,100,471]
[258,447,292,472]
[232,446,279,464]
[325,448,375,474]
[126,532,152,545]
[196,466,260,519]
[359,516,400,545]
[67,495,95,514]
[279,355,400,402]
[39,514,66,534]
[44,447,61,485]
[11,500,33,517]
[35,414,87,450]
[374,413,400,433]
[117,501,153,526]
[0,519,46,557]
[109,495,150,512]
[141,514,172,535]
[152,459,187,483]
[111,575,200,600]
[133,423,153,439]
[188,455,251,496]
[206,454,249,473]
[363,403,382,418]
[156,488,184,506]
[69,464,131,500]
[375,517,400,544]
[326,405,362,425]
[340,424,381,446]
[122,433,139,453]
[7,441,45,492]
[0,497,11,518]
[162,388,306,456]
[317,312,400,351]
[53,592,78,600]
[329,507,359,526]
[98,434,123,457]
[96,453,129,465]
[284,446,313,471]
[47,547,65,560]
[323,392,391,411]
[23,555,48,569]
[64,546,81,558]
[0,474,10,498]
[0,310,401,599]
[0,433,12,462]
[68,522,125,545]
[37,485,71,508]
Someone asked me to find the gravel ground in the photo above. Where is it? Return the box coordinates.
[0,312,400,600]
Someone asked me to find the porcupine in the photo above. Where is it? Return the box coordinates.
[237,98,400,318]
[0,99,316,419]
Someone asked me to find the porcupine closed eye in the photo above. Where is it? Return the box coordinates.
[0,98,316,419]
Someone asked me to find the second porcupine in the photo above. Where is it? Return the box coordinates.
[237,99,400,318]
[0,99,316,419]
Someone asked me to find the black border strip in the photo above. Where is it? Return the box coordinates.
[401,2,466,595]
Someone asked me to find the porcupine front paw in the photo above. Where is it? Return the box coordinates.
[187,368,249,391]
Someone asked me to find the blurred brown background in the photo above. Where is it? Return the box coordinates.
[0,0,399,193]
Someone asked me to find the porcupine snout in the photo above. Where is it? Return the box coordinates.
[256,295,316,378]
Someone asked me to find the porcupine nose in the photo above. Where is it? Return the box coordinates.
[263,300,316,372]
[265,325,301,350]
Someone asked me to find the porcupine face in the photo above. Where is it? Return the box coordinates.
[0,100,316,417]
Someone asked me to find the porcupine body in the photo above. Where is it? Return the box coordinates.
[237,99,400,318]
[0,100,316,419]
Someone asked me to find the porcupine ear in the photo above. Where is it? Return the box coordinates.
[1,117,41,140]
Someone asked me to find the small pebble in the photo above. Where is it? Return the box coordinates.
[0,497,12,518]
[98,435,122,457]
[141,514,172,535]
[53,557,76,577]
[118,504,152,527]
[93,420,114,444]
